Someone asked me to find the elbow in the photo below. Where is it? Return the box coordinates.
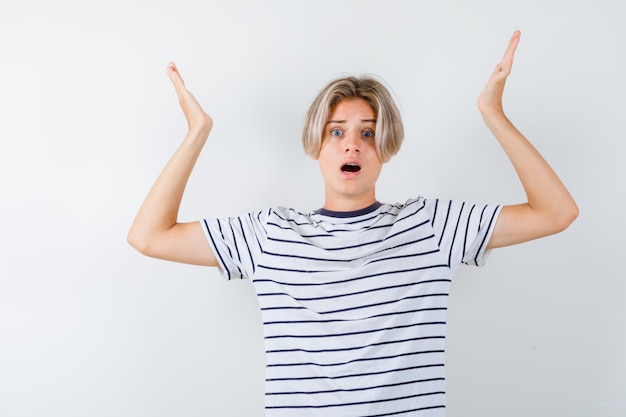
[568,202,580,225]
[127,229,151,256]
[554,201,579,233]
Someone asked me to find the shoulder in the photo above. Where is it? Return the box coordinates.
[380,197,425,213]
[262,206,324,236]
[269,206,317,225]
[381,197,430,221]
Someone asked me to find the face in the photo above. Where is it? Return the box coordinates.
[317,98,383,211]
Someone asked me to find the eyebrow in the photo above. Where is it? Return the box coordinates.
[326,118,377,125]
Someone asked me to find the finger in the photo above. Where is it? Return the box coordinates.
[167,62,184,85]
[166,62,188,97]
[502,30,521,65]
[495,31,520,77]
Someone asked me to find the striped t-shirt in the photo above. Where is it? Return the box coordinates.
[202,197,501,417]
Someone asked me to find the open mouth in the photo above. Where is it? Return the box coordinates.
[341,163,361,173]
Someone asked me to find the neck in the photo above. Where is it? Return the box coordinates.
[322,194,377,212]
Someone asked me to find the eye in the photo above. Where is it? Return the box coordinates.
[362,130,375,138]
[330,128,343,137]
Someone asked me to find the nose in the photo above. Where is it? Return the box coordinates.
[344,132,360,153]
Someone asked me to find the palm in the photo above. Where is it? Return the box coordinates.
[477,31,521,116]
[167,62,213,132]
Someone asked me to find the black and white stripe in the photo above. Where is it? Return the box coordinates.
[203,197,501,416]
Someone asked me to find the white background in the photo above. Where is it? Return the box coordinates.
[1,1,623,416]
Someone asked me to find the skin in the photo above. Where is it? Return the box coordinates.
[127,62,217,266]
[317,98,382,212]
[477,31,578,248]
[127,30,578,265]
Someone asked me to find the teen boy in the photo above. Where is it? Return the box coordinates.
[128,31,578,416]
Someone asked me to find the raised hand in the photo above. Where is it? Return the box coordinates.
[477,30,521,117]
[127,64,218,266]
[477,30,579,249]
[167,62,213,134]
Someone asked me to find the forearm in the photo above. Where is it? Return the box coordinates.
[484,111,578,244]
[127,126,210,251]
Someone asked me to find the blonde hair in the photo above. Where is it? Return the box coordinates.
[302,75,404,163]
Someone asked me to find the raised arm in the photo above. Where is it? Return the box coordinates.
[127,63,218,266]
[479,31,579,249]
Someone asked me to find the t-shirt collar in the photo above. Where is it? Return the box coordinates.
[314,201,382,218]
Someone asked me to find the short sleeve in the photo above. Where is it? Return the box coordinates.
[201,210,269,280]
[425,198,502,268]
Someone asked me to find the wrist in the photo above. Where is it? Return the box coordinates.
[481,109,515,135]
[480,107,507,122]
[188,118,213,136]
[184,125,212,145]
